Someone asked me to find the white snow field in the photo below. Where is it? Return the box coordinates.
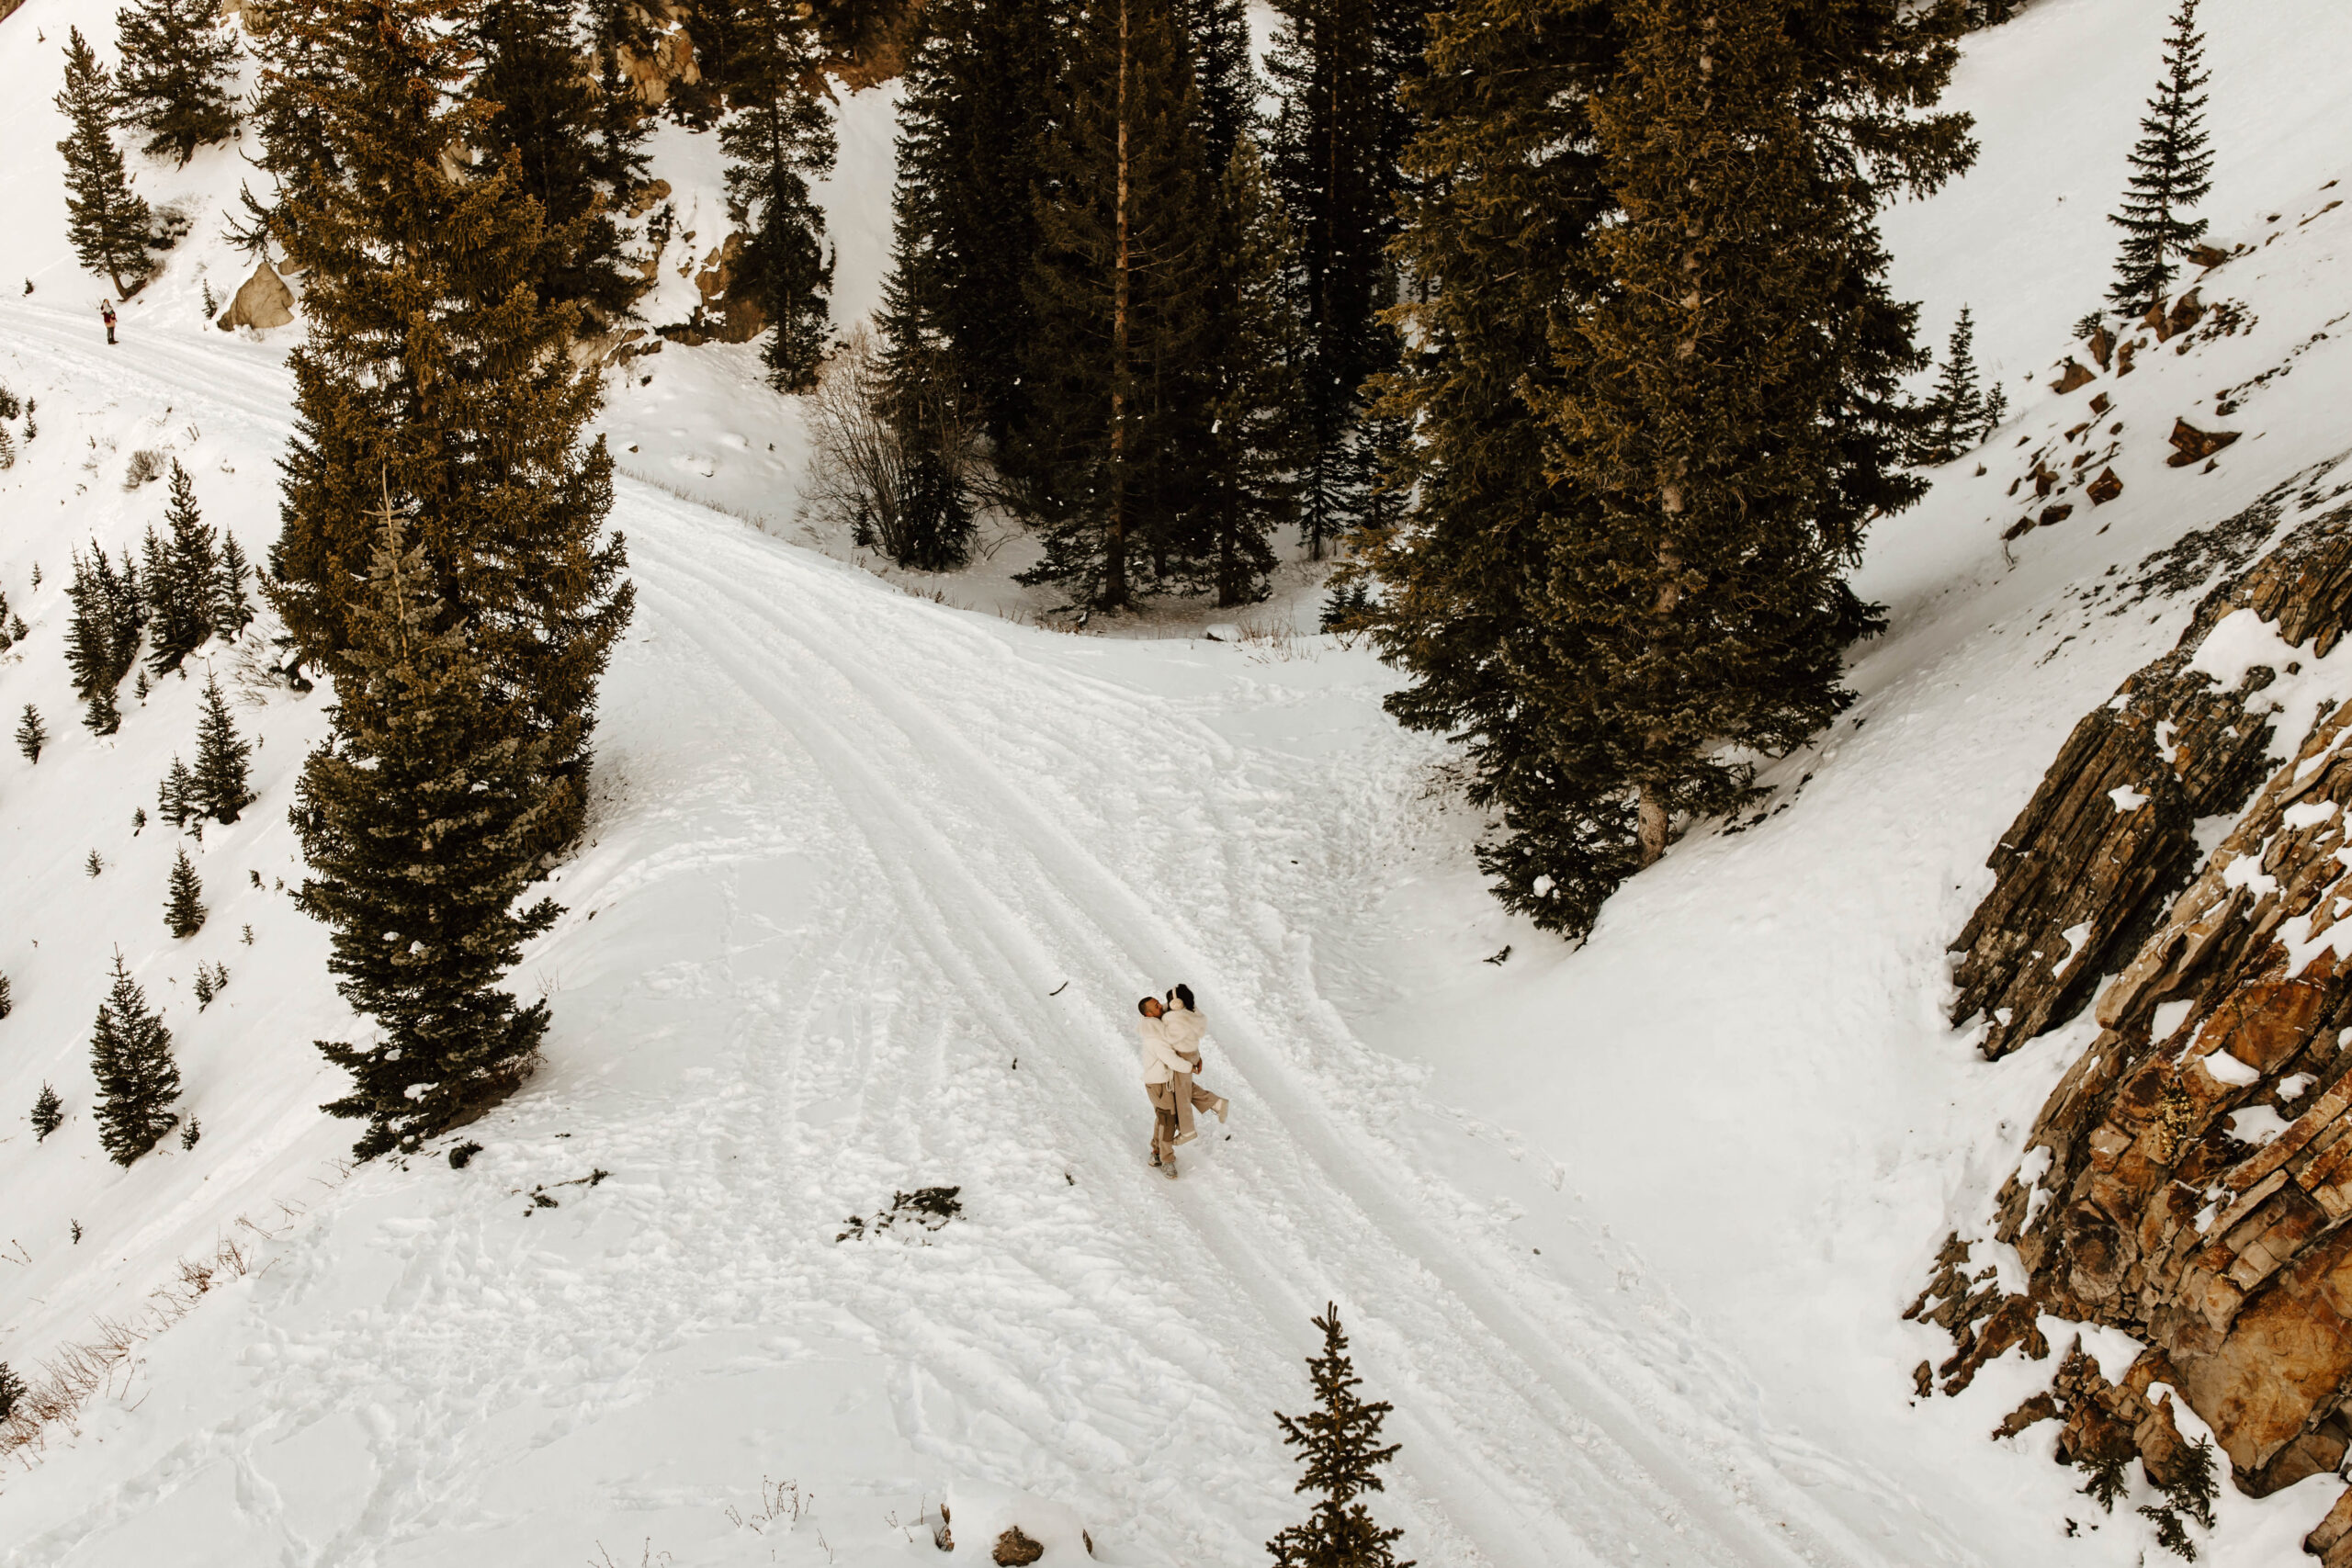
[4,0,2352,1563]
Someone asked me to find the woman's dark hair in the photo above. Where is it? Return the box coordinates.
[1170,983,1195,1010]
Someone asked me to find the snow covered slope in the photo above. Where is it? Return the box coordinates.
[4,0,2352,1564]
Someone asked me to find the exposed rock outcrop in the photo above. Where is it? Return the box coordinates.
[215,259,296,332]
[1929,453,2352,1554]
[1951,458,2352,1058]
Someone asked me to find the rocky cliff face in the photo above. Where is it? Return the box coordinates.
[1927,448,2352,1555]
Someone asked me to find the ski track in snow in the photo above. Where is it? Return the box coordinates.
[0,299,1972,1567]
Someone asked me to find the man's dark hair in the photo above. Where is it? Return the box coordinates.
[1136,996,1157,1015]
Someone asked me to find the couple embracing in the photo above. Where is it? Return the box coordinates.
[1136,984,1227,1179]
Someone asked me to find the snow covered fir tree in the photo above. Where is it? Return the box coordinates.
[12,1,2352,1562]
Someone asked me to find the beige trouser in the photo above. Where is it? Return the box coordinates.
[1148,1080,1181,1163]
[1171,1062,1220,1142]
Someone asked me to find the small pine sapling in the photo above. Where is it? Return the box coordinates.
[193,959,228,1008]
[8,615,24,642]
[160,754,194,827]
[0,970,10,1018]
[136,669,152,702]
[193,674,254,822]
[213,534,254,638]
[31,1083,62,1140]
[71,1220,82,1244]
[90,950,182,1165]
[133,807,148,833]
[180,1114,202,1149]
[2109,0,2214,315]
[0,1360,23,1422]
[16,704,45,763]
[1267,1304,1413,1568]
[166,845,207,937]
[85,849,105,877]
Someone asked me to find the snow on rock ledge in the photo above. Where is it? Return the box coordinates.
[940,1482,1092,1564]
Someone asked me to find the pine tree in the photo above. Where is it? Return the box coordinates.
[264,0,632,858]
[2109,0,2213,316]
[1016,0,1211,609]
[294,513,561,1160]
[1267,1304,1412,1568]
[64,541,146,735]
[0,1360,23,1421]
[876,0,1065,462]
[0,972,11,1018]
[90,951,181,1165]
[166,845,208,937]
[16,705,45,763]
[115,0,241,165]
[56,28,158,299]
[1982,381,2009,439]
[145,461,222,675]
[1200,135,1310,607]
[31,1084,62,1140]
[192,674,254,823]
[1263,0,1423,558]
[1916,306,1985,466]
[160,754,195,828]
[474,0,650,322]
[1372,0,1972,938]
[181,1114,203,1148]
[718,0,837,392]
[213,534,255,638]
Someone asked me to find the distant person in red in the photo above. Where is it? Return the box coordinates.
[99,300,117,344]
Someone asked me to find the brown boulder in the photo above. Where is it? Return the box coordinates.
[2087,468,2124,506]
[2038,502,2073,527]
[2169,418,2243,468]
[2086,324,2115,371]
[993,1526,1045,1566]
[2052,358,2097,394]
[2189,243,2232,270]
[2118,340,2140,377]
[215,259,295,332]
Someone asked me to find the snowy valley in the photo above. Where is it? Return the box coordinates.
[4,0,2352,1565]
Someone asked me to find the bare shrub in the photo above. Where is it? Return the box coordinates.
[802,324,980,571]
[123,448,166,489]
[0,1232,254,1459]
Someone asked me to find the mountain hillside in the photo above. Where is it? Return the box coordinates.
[4,0,2352,1565]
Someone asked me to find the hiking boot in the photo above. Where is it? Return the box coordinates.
[1161,1156,1179,1179]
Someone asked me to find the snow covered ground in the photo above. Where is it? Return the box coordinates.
[5,0,2352,1563]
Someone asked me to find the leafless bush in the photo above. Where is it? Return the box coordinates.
[802,325,980,571]
[0,1233,255,1460]
[123,449,166,489]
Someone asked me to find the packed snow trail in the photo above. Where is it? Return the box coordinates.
[0,291,1976,1564]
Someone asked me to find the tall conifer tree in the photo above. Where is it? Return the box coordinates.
[474,0,650,323]
[263,0,631,857]
[1374,0,1971,937]
[1200,136,1310,606]
[1017,0,1210,608]
[116,0,241,165]
[90,953,181,1165]
[296,514,560,1160]
[718,0,837,392]
[2108,0,2212,316]
[878,0,1065,458]
[56,28,157,299]
[1264,0,1423,558]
